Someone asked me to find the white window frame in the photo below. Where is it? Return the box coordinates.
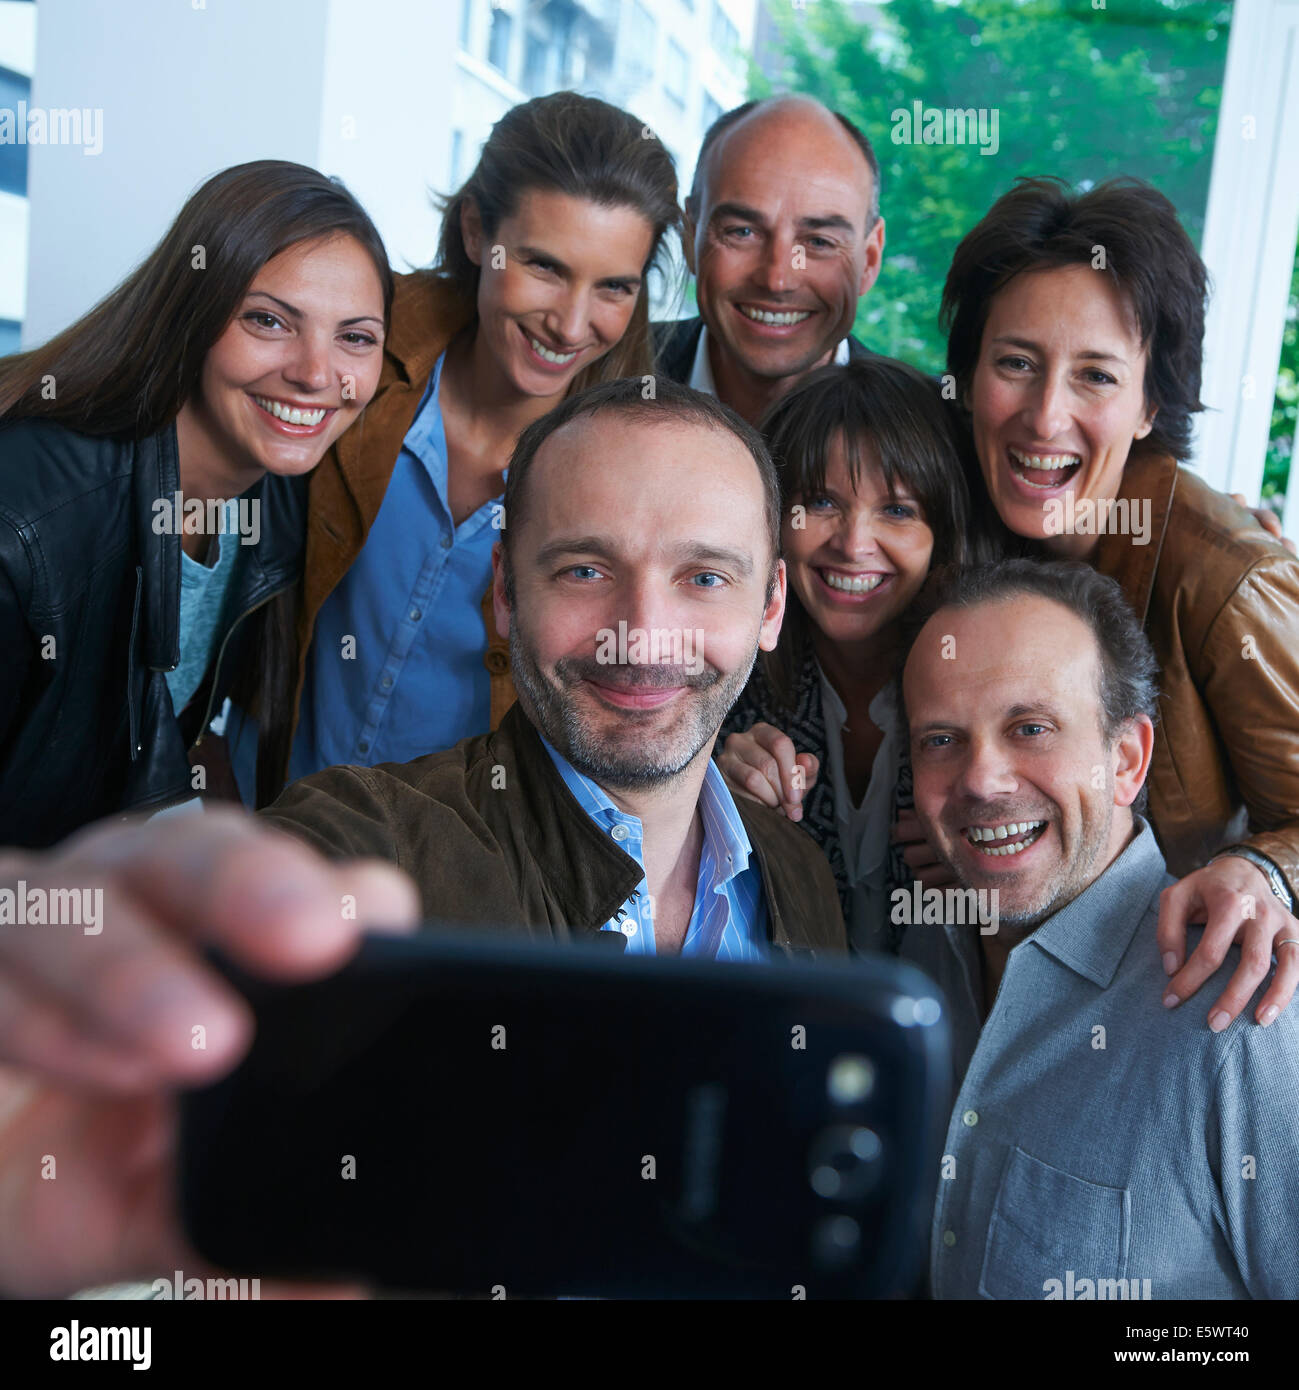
[1193,0,1299,539]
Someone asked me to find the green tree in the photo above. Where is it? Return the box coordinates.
[754,0,1231,371]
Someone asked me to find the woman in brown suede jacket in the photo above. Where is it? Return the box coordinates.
[941,175,1299,1026]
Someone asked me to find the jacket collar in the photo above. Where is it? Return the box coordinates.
[1092,451,1178,624]
[132,422,182,672]
[1014,818,1169,989]
[329,273,475,538]
[492,703,815,954]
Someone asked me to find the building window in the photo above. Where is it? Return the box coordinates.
[523,32,550,95]
[624,1,656,89]
[450,129,464,187]
[701,92,723,136]
[0,65,30,196]
[459,0,473,50]
[664,38,688,106]
[488,3,513,74]
[710,1,738,60]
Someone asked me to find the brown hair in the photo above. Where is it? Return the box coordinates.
[941,176,1207,460]
[0,160,393,432]
[432,91,681,387]
[757,358,973,708]
[0,160,393,810]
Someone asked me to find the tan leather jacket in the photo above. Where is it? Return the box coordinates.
[289,271,515,768]
[1095,452,1299,896]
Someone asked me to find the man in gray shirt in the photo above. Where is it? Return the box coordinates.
[899,559,1299,1300]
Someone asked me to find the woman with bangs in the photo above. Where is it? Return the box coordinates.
[717,357,975,951]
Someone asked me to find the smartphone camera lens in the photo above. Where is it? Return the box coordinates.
[811,1214,861,1270]
[826,1053,875,1105]
[808,1124,883,1202]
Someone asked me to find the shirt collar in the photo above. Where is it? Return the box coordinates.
[536,732,755,888]
[1012,817,1170,988]
[688,324,850,397]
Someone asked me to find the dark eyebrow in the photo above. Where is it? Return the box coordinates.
[245,290,382,330]
[532,535,755,579]
[798,214,856,235]
[708,201,768,229]
[911,702,1065,738]
[514,245,642,288]
[1005,703,1064,723]
[990,335,1126,365]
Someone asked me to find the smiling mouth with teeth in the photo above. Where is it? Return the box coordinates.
[1008,448,1082,489]
[738,305,813,326]
[252,395,329,427]
[527,333,579,365]
[820,569,887,595]
[964,820,1048,856]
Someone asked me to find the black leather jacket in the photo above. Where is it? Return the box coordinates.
[0,418,306,846]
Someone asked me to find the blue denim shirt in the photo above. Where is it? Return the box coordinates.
[291,350,501,778]
[902,819,1299,1299]
[538,733,769,961]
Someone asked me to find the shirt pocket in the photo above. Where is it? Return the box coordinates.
[978,1145,1129,1300]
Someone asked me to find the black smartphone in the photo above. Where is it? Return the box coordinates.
[178,929,950,1298]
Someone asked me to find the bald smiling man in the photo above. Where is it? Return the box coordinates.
[654,96,885,426]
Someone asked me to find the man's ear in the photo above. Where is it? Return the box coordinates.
[491,542,512,640]
[858,215,885,297]
[1112,713,1155,808]
[460,197,485,267]
[758,558,787,652]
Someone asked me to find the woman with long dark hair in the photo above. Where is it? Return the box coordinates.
[238,91,682,802]
[0,160,391,845]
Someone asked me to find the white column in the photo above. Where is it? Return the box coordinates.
[1192,0,1299,524]
[21,0,457,347]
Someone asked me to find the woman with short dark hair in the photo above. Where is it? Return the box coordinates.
[942,175,1299,1020]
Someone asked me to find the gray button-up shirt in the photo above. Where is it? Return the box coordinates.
[901,819,1299,1299]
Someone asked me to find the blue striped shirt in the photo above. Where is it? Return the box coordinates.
[539,735,769,960]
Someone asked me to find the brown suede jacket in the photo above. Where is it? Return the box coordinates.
[1095,452,1299,895]
[259,703,847,956]
[288,272,515,777]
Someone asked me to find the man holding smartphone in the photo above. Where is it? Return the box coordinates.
[258,376,845,961]
[0,379,846,1297]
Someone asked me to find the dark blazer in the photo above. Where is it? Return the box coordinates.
[261,702,848,958]
[0,418,306,846]
[651,315,875,386]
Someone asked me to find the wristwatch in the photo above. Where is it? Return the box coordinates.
[1211,845,1296,915]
